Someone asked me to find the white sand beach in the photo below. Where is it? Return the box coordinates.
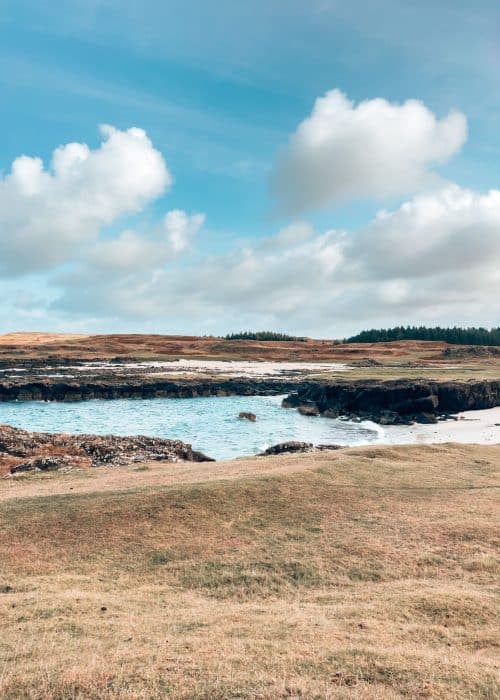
[381,407,500,445]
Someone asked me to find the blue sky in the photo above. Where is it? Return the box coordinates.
[0,0,499,336]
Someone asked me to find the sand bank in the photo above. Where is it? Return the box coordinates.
[381,406,500,445]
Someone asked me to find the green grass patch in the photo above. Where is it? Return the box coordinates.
[179,559,322,598]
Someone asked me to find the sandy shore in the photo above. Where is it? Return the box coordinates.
[381,406,500,445]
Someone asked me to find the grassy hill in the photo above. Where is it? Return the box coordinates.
[0,444,499,698]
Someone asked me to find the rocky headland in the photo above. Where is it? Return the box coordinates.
[283,379,500,424]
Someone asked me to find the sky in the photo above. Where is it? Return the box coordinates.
[0,0,499,338]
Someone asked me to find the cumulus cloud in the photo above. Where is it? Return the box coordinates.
[87,210,205,273]
[354,185,500,279]
[271,89,467,214]
[0,125,171,275]
[52,184,500,334]
[2,115,496,336]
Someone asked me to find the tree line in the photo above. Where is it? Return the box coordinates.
[346,326,500,346]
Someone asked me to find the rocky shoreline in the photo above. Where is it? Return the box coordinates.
[1,377,498,473]
[0,367,498,426]
[0,424,214,475]
[0,376,303,402]
[283,379,500,424]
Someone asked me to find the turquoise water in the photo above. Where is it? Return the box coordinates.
[0,395,383,460]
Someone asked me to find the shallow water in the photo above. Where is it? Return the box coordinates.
[0,395,383,460]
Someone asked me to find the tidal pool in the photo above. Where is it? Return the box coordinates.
[0,395,382,461]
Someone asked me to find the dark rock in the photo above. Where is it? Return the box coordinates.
[192,450,216,462]
[315,444,344,451]
[10,456,74,473]
[238,412,257,422]
[414,412,439,424]
[350,358,382,367]
[0,375,304,403]
[282,379,500,426]
[259,441,314,456]
[281,393,302,408]
[378,410,400,425]
[393,394,439,415]
[297,404,320,416]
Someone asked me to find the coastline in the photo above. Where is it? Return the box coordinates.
[0,347,498,464]
[379,406,500,446]
[1,405,498,477]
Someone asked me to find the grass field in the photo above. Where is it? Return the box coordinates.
[0,444,499,698]
[313,363,500,382]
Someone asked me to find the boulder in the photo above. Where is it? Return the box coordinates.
[259,441,314,456]
[378,410,400,425]
[238,412,257,422]
[10,456,75,474]
[297,404,320,416]
[414,412,439,424]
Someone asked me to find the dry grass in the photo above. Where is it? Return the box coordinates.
[315,363,500,382]
[0,444,499,698]
[0,334,463,363]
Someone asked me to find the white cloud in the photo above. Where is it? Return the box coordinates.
[1,116,497,337]
[266,221,314,248]
[0,125,171,275]
[164,210,206,253]
[271,89,467,213]
[52,184,500,335]
[355,185,500,279]
[87,210,205,273]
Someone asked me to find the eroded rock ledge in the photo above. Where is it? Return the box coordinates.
[0,424,214,475]
[0,373,498,426]
[283,379,500,425]
[0,377,301,402]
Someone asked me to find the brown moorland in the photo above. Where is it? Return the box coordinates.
[1,333,499,383]
[0,443,499,699]
[0,332,474,363]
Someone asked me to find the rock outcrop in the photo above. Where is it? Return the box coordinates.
[297,404,320,416]
[259,441,344,456]
[0,377,302,402]
[283,379,500,425]
[259,441,314,455]
[238,412,257,422]
[0,424,214,475]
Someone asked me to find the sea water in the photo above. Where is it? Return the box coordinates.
[0,395,383,461]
